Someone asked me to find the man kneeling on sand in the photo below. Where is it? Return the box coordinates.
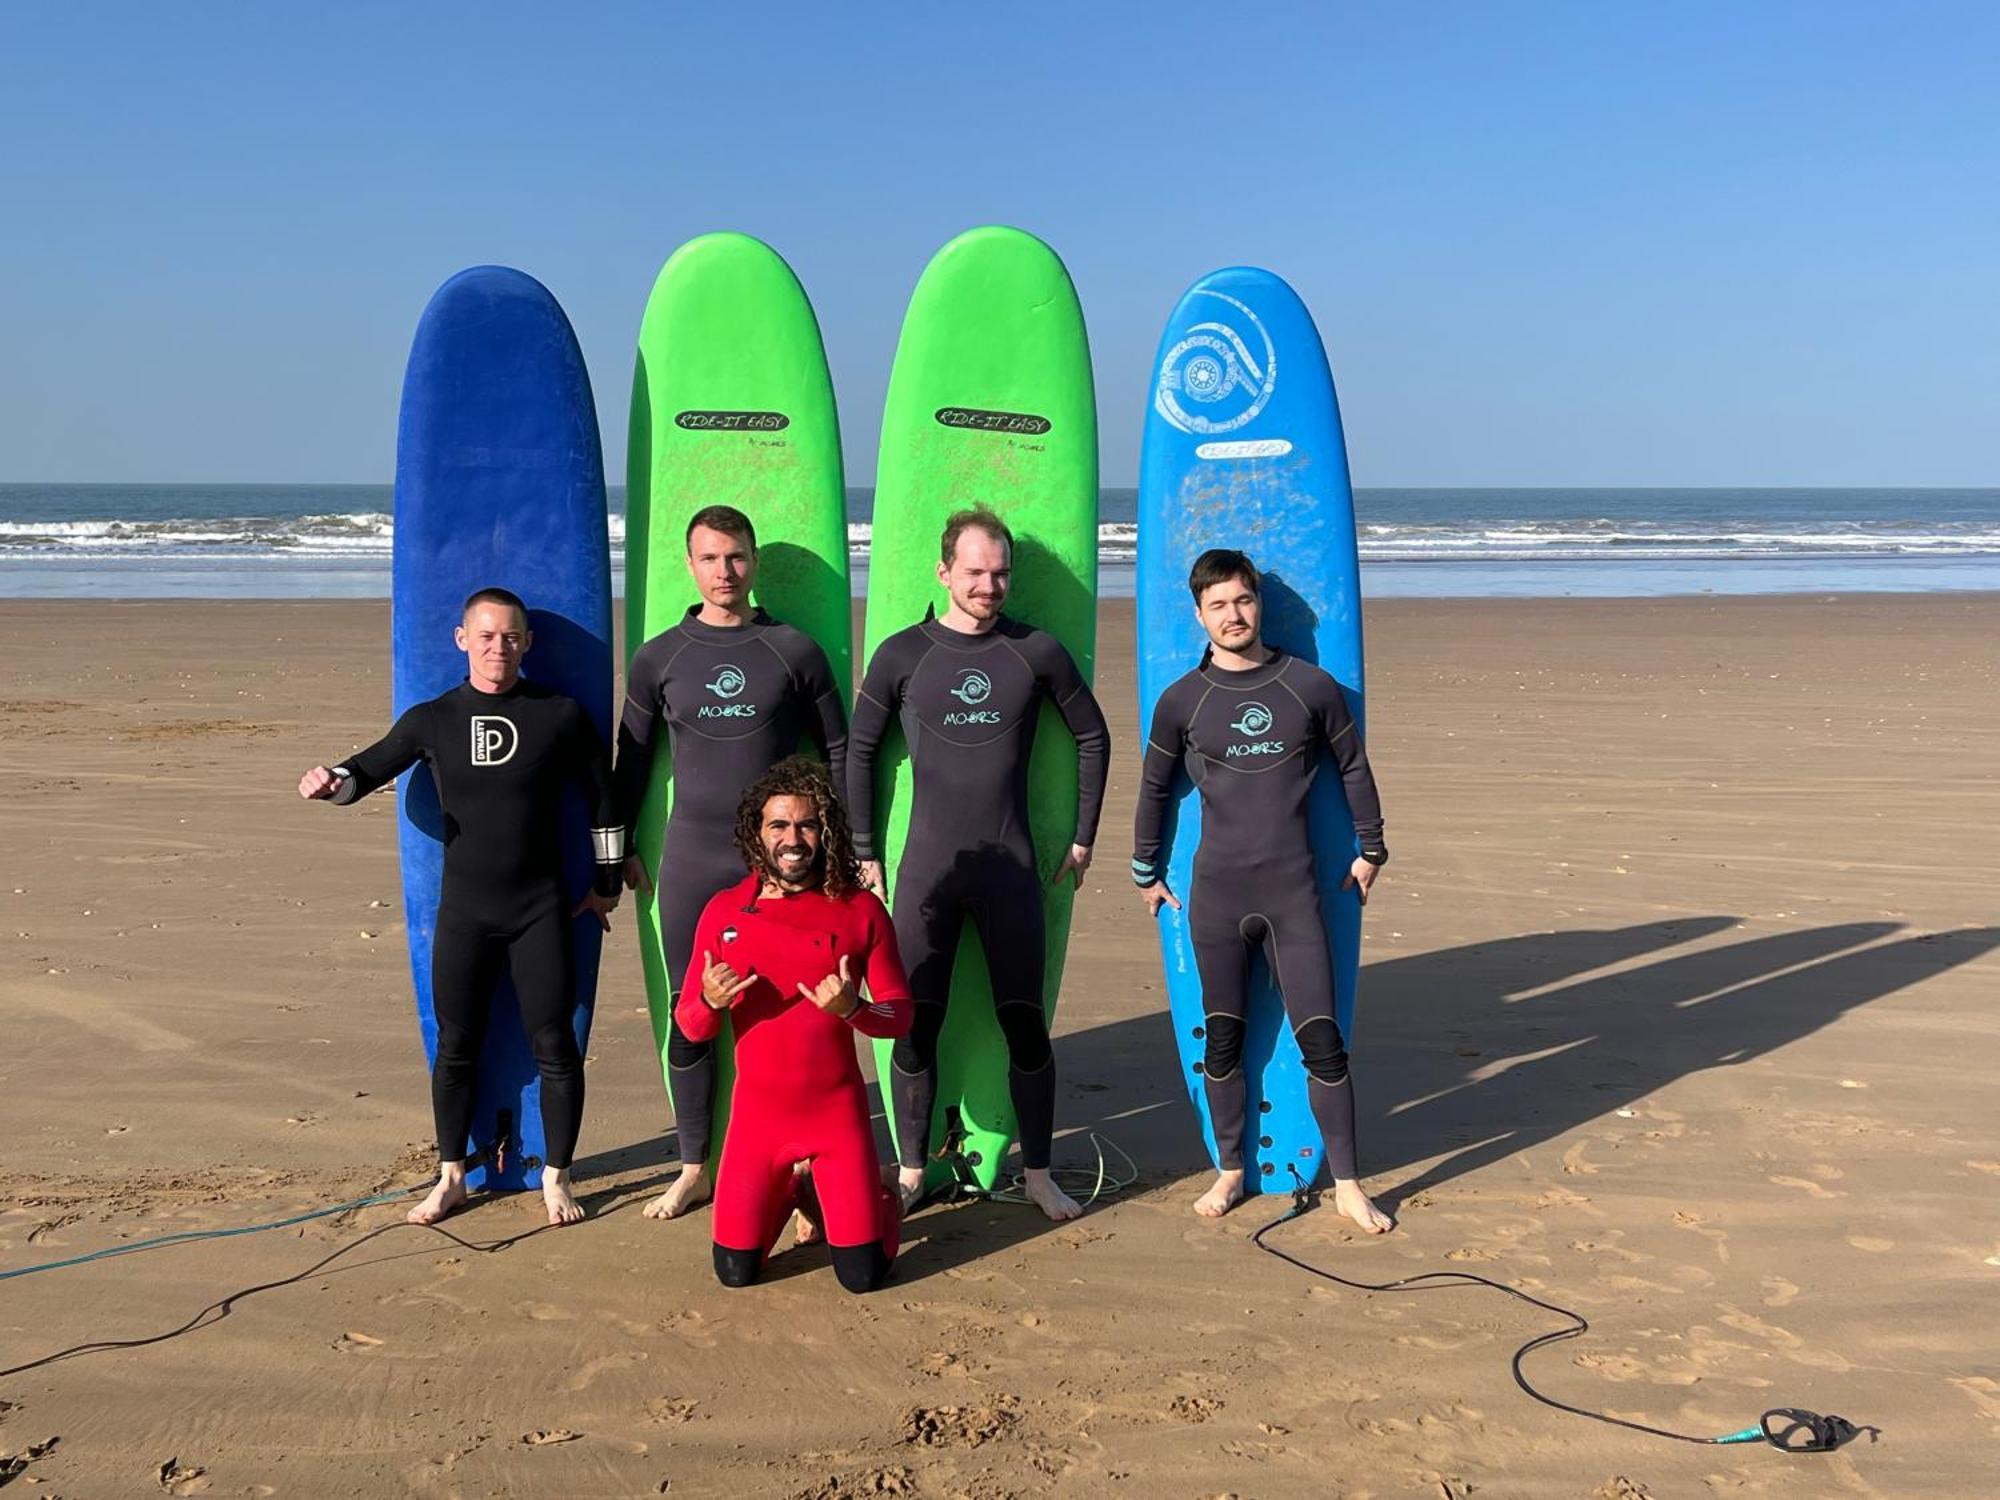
[681,756,912,1293]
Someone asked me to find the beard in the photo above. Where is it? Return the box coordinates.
[762,842,822,890]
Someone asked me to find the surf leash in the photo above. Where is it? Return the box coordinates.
[0,1185,428,1284]
[0,1137,530,1285]
[913,1110,1140,1214]
[1255,1166,1866,1455]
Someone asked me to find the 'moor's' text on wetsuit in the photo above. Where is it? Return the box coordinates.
[1130,650,1387,1181]
[329,679,623,1170]
[846,615,1110,1172]
[680,875,911,1293]
[615,606,848,1163]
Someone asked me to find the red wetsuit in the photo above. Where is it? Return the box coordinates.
[678,874,911,1291]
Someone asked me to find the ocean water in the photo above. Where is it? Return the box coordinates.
[1,484,1996,599]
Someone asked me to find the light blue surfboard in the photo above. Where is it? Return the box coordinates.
[1136,267,1368,1194]
[393,266,612,1192]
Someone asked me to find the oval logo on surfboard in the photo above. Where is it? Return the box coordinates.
[1155,290,1278,436]
[933,406,1052,435]
[674,410,791,431]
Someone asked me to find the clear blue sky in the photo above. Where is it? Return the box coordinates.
[3,3,1994,487]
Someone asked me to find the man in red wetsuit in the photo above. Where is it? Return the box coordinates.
[680,755,911,1293]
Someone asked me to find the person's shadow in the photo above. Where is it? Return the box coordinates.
[566,914,1998,1283]
[1044,917,2000,1216]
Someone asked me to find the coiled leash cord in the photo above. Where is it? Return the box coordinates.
[1254,1167,1864,1455]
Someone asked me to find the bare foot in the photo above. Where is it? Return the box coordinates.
[1022,1167,1083,1222]
[407,1164,468,1226]
[1193,1168,1247,1219]
[894,1165,927,1216]
[791,1163,824,1248]
[542,1167,585,1226]
[1333,1178,1394,1234]
[642,1165,711,1220]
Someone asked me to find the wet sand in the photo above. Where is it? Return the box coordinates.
[2,593,1996,1497]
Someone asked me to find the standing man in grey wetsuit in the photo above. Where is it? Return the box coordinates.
[616,504,849,1221]
[1131,548,1394,1233]
[847,505,1111,1222]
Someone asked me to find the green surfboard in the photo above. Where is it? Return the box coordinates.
[863,225,1099,1194]
[625,232,851,1167]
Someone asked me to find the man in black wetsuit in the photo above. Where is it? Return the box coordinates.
[614,504,849,1221]
[299,587,624,1228]
[848,505,1110,1222]
[1131,549,1394,1233]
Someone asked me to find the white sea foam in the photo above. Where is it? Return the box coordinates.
[2,508,1996,568]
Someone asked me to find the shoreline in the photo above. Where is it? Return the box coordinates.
[6,564,2000,602]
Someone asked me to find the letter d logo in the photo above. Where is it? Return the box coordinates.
[470,715,518,766]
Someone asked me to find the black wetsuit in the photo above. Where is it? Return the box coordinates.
[847,615,1110,1172]
[614,606,847,1167]
[329,679,622,1170]
[1131,649,1386,1181]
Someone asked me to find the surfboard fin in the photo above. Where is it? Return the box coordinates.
[934,1106,984,1200]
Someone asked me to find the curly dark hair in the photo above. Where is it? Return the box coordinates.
[733,754,863,898]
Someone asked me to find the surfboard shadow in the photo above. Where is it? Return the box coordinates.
[1008,532,1096,656]
[1256,569,1321,669]
[1043,917,2000,1209]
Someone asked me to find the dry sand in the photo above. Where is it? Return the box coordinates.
[1,593,1996,1498]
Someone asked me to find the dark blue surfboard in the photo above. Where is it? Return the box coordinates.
[1136,267,1368,1194]
[393,266,611,1191]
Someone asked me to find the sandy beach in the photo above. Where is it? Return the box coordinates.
[2,592,1996,1498]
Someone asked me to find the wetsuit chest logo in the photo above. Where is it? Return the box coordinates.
[469,715,519,766]
[1226,701,1285,758]
[699,664,759,720]
[943,667,1002,726]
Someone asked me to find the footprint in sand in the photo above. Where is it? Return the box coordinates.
[1717,1306,1802,1349]
[1537,1185,1595,1212]
[1392,1331,1486,1353]
[1166,1394,1222,1423]
[519,1429,582,1447]
[564,1351,647,1392]
[1716,1307,1852,1372]
[26,1215,80,1247]
[1561,1142,1599,1176]
[1569,1236,1650,1265]
[916,1349,977,1379]
[1767,1175,1842,1199]
[1759,1276,1800,1307]
[1599,1273,1689,1297]
[522,1303,575,1322]
[157,1457,209,1495]
[1573,1351,1697,1386]
[333,1331,385,1354]
[1844,1234,1895,1253]
[1949,1375,2000,1433]
[653,1311,719,1348]
[643,1396,699,1425]
[1446,1246,1500,1262]
[1670,1209,1730,1263]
